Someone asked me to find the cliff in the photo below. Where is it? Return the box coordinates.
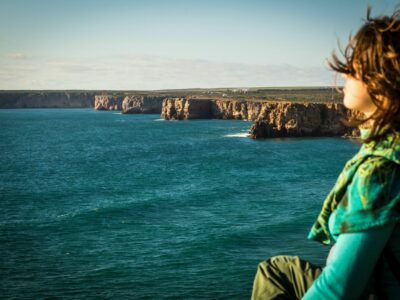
[161,98,264,120]
[122,96,164,114]
[0,92,96,108]
[0,90,362,139]
[94,95,124,110]
[248,102,363,138]
[161,98,213,119]
[161,98,362,138]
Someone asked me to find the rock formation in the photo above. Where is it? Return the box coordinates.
[94,95,124,111]
[248,103,364,138]
[161,98,213,119]
[0,90,364,139]
[122,96,164,114]
[0,92,96,108]
[211,100,255,120]
[161,97,363,138]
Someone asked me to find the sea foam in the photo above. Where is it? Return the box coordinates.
[224,132,249,138]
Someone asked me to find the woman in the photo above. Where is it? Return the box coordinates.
[251,6,400,300]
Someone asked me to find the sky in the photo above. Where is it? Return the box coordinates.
[0,0,398,90]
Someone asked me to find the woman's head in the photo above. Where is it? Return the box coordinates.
[329,5,400,143]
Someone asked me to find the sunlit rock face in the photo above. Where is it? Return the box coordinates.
[161,98,213,120]
[161,98,362,138]
[122,96,164,114]
[248,102,363,138]
[94,95,124,111]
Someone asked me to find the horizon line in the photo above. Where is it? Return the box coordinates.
[0,85,343,92]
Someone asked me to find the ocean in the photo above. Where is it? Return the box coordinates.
[0,109,361,299]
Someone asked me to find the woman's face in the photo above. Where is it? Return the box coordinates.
[341,73,377,117]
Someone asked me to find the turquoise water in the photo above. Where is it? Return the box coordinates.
[0,109,361,299]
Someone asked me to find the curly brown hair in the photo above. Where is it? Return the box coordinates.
[328,5,400,143]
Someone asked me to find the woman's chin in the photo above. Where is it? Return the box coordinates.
[343,97,358,111]
[343,99,353,110]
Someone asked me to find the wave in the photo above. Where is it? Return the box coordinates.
[224,132,249,138]
[154,119,165,121]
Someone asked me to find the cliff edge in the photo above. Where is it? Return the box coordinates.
[161,98,362,138]
[0,91,96,108]
[94,95,124,110]
[248,102,363,138]
[122,96,164,114]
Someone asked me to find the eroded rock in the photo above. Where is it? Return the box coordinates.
[94,95,124,111]
[122,96,164,114]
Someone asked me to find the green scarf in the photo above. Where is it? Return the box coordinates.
[308,126,400,245]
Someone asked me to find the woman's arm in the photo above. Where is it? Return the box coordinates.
[302,221,396,300]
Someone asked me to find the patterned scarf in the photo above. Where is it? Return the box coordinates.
[308,126,400,245]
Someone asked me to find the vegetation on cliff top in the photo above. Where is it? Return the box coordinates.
[0,87,343,105]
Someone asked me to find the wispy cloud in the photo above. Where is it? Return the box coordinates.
[5,53,30,60]
[0,53,336,90]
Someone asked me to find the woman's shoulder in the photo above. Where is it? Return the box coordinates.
[356,155,399,182]
[331,156,400,234]
[348,156,399,207]
[360,128,400,164]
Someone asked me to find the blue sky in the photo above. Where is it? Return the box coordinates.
[0,0,398,90]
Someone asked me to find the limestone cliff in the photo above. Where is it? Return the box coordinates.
[161,98,362,138]
[248,102,363,138]
[161,98,213,119]
[210,100,263,120]
[0,92,96,108]
[122,96,164,114]
[94,95,124,111]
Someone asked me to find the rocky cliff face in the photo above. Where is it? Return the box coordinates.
[248,102,363,138]
[122,96,164,114]
[94,95,124,110]
[161,98,264,120]
[161,98,213,119]
[1,91,363,139]
[211,100,257,120]
[0,92,96,108]
[162,98,363,138]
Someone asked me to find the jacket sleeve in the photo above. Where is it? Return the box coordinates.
[302,221,396,300]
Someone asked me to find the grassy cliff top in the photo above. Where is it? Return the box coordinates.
[0,87,343,104]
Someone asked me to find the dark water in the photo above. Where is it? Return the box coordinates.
[0,109,360,299]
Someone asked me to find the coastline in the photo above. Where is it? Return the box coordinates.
[0,88,361,139]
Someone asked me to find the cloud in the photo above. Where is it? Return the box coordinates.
[5,53,30,60]
[0,53,336,90]
[44,60,112,73]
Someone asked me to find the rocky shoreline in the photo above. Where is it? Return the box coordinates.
[0,91,96,108]
[95,95,164,114]
[0,90,361,139]
[159,97,361,138]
